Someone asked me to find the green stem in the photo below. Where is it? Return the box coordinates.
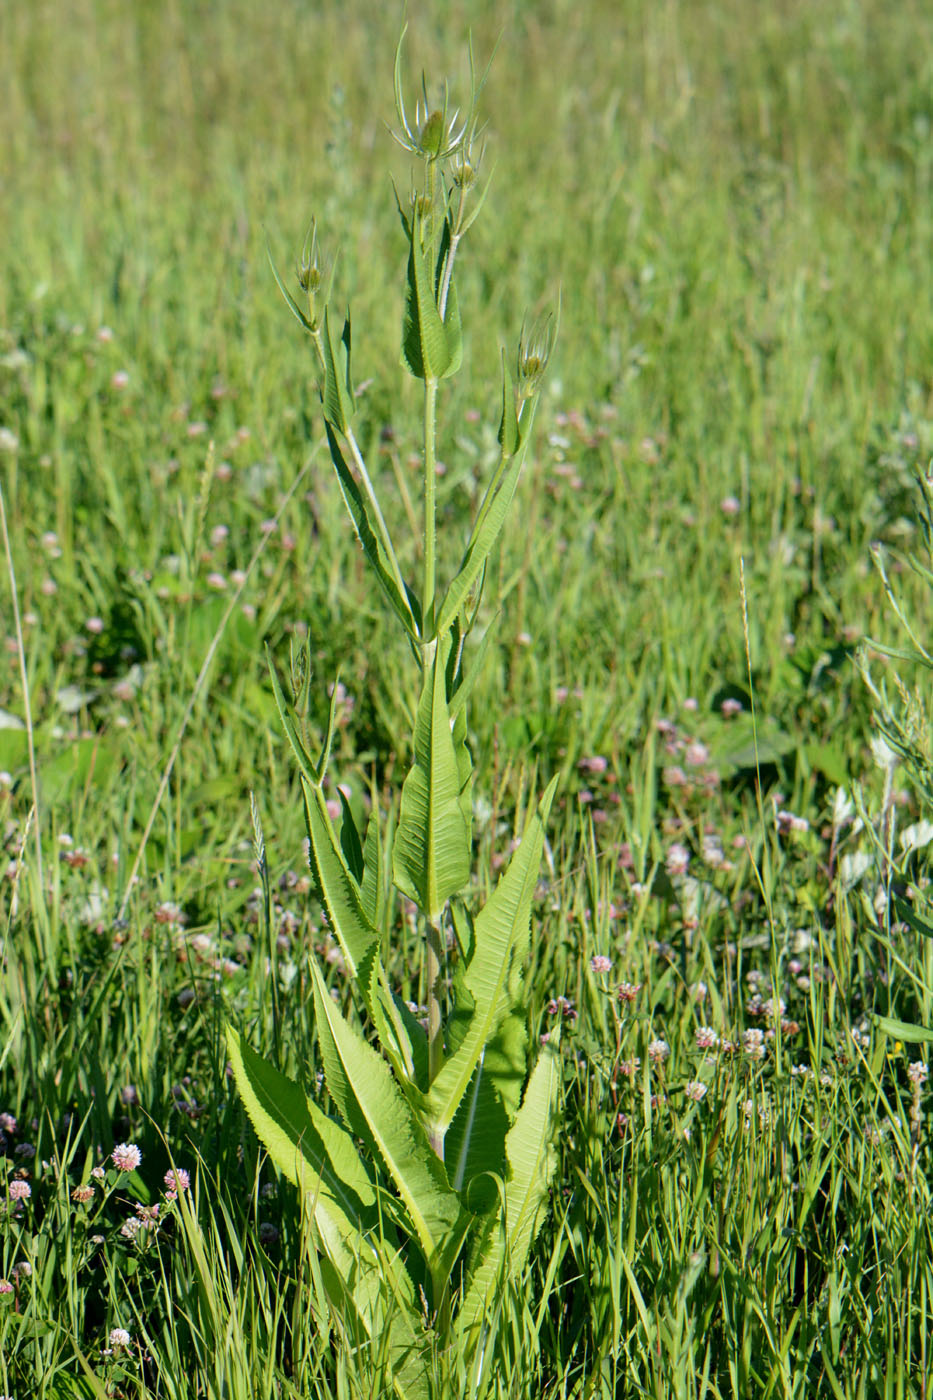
[422,376,439,643]
[425,915,445,1110]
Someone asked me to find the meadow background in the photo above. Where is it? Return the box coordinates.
[2,0,933,1394]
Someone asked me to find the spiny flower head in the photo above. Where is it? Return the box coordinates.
[391,28,482,163]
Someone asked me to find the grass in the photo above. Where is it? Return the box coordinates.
[1,0,933,1394]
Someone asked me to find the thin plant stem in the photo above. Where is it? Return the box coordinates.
[425,917,445,1122]
[0,476,42,890]
[422,377,439,643]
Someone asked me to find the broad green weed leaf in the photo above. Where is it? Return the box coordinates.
[303,778,379,978]
[458,1036,561,1346]
[226,1025,377,1219]
[224,1030,430,1399]
[873,1014,933,1043]
[393,632,471,919]
[426,777,557,1138]
[325,424,418,638]
[310,957,470,1282]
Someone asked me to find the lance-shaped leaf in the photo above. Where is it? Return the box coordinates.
[448,616,498,725]
[265,236,315,334]
[433,437,531,639]
[337,787,365,884]
[303,777,378,978]
[497,352,519,455]
[321,306,355,434]
[393,632,471,920]
[401,209,453,382]
[309,956,471,1282]
[266,645,342,788]
[226,1028,429,1400]
[226,1025,378,1226]
[425,777,557,1139]
[457,1035,562,1349]
[445,1009,527,1206]
[360,805,386,931]
[440,275,462,380]
[358,941,427,1099]
[324,423,419,639]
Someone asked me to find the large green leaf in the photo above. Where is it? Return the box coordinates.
[226,1025,377,1223]
[309,957,471,1283]
[226,1028,429,1398]
[393,632,471,920]
[401,210,453,382]
[303,778,378,978]
[324,423,419,639]
[425,777,557,1139]
[458,1036,562,1349]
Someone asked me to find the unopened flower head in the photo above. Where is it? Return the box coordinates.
[516,310,556,401]
[295,216,333,331]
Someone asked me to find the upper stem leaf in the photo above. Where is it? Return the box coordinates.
[393,631,472,920]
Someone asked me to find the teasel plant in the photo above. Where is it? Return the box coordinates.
[225,29,562,1400]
